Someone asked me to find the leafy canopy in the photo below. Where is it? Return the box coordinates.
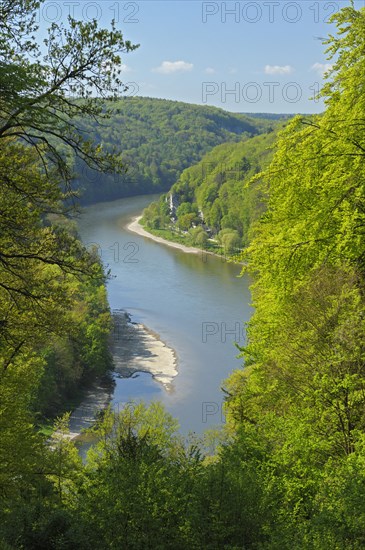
[0,0,138,187]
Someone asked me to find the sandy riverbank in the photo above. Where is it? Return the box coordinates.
[112,310,178,391]
[127,216,243,264]
[66,310,178,441]
[127,216,203,255]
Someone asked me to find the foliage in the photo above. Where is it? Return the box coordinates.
[142,128,281,248]
[0,0,138,188]
[73,97,277,204]
[3,2,365,549]
[223,3,365,548]
[0,2,119,545]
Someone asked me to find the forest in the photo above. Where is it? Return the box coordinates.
[1,1,365,549]
[72,97,274,204]
[141,126,282,254]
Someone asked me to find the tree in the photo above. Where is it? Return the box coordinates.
[223,4,365,547]
[189,226,208,247]
[177,212,197,231]
[0,4,128,543]
[0,141,104,365]
[218,229,241,254]
[176,201,197,218]
[47,414,83,505]
[77,403,195,549]
[0,0,139,187]
[0,0,133,365]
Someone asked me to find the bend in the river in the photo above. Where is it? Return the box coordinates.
[77,194,252,434]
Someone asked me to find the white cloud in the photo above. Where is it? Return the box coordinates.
[264,64,293,75]
[152,61,193,74]
[205,67,216,74]
[229,67,238,75]
[311,62,332,76]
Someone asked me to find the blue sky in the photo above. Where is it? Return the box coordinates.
[38,0,364,113]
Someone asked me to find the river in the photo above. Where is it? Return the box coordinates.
[77,194,252,434]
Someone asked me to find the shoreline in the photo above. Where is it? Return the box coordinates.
[67,310,178,441]
[127,216,243,263]
[111,310,178,391]
[127,216,206,256]
[67,381,112,441]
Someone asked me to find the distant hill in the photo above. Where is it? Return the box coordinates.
[73,97,278,204]
[142,124,282,248]
[241,113,295,120]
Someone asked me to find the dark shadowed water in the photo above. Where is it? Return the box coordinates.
[77,194,252,434]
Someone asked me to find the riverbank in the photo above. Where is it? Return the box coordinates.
[112,310,178,391]
[127,216,203,255]
[127,216,243,264]
[66,310,177,441]
[77,195,250,434]
[67,380,112,440]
